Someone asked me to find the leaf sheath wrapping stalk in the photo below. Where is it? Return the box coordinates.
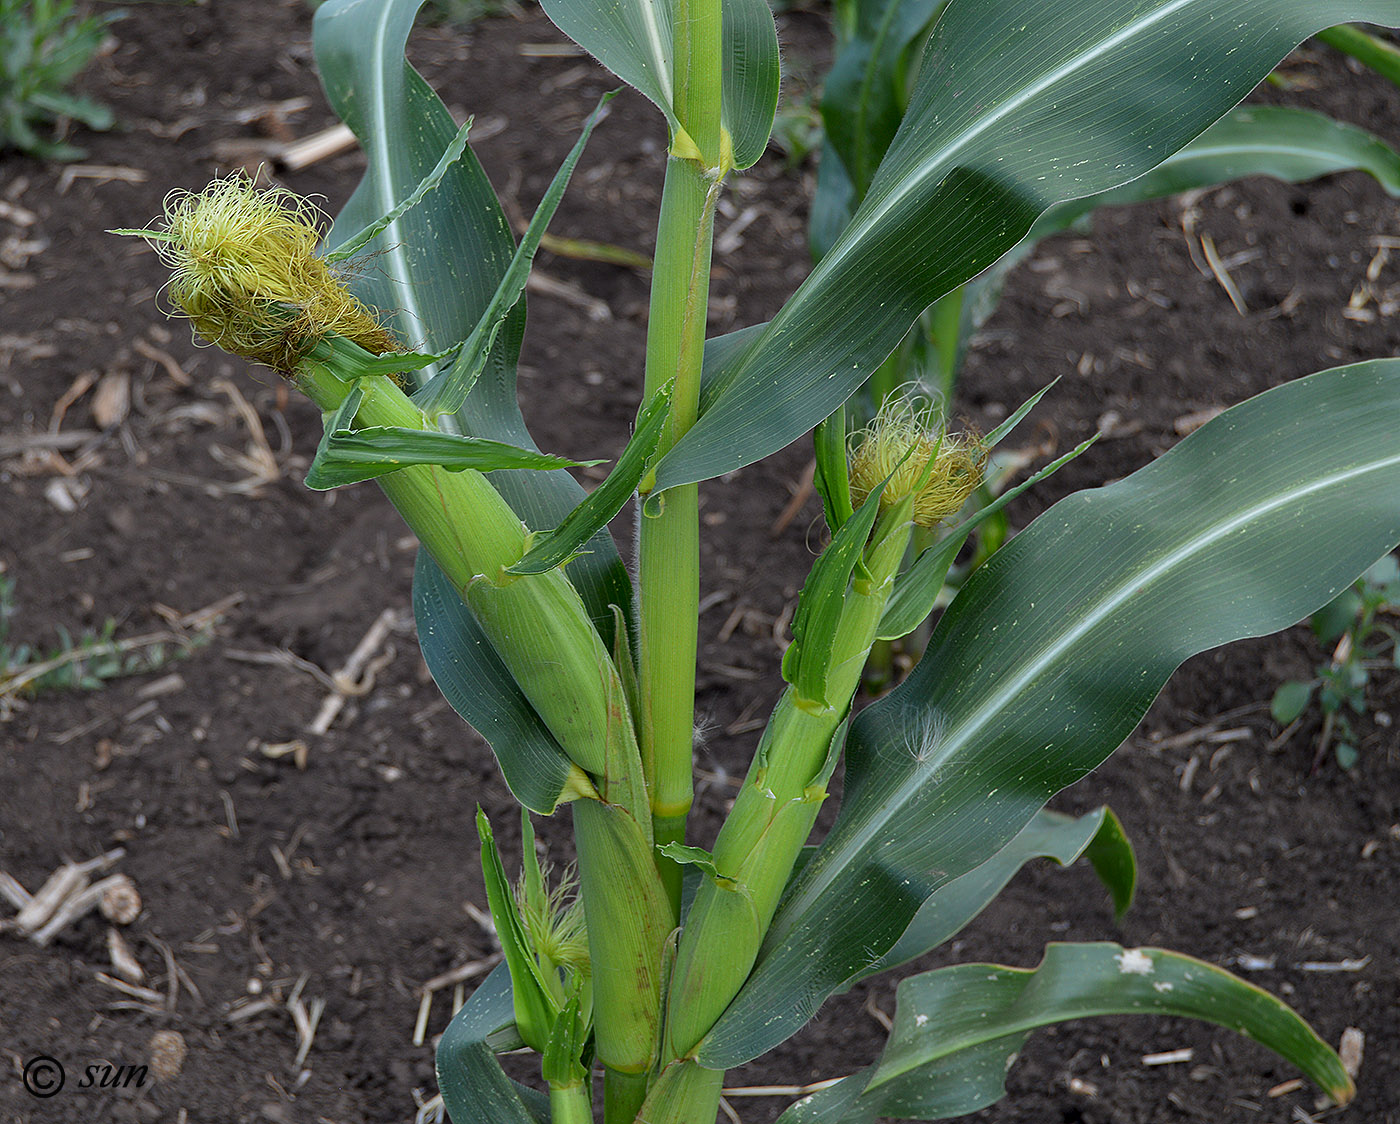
[636,1059,726,1124]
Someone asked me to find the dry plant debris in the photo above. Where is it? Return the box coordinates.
[0,848,137,946]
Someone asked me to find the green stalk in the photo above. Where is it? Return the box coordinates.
[549,1082,593,1124]
[603,1069,649,1124]
[663,507,914,1062]
[637,0,726,917]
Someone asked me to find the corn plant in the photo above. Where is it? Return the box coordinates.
[119,0,1400,1120]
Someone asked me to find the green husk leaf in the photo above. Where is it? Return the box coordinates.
[509,380,674,576]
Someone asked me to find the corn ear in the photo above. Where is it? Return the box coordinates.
[297,362,645,794]
[572,798,672,1074]
[662,497,915,1061]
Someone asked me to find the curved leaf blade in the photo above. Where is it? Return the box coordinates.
[508,381,674,577]
[413,551,576,815]
[654,0,1400,494]
[1033,103,1400,240]
[314,0,516,376]
[700,360,1400,1067]
[305,427,595,490]
[846,807,1134,989]
[539,0,677,131]
[414,92,618,421]
[720,0,781,170]
[436,963,550,1124]
[778,944,1353,1123]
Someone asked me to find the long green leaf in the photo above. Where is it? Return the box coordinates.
[1034,104,1400,238]
[699,360,1400,1068]
[315,0,515,382]
[943,102,1400,397]
[846,808,1134,989]
[306,427,595,490]
[656,0,1400,495]
[324,116,475,265]
[436,962,550,1124]
[508,380,674,576]
[777,943,1353,1123]
[539,0,677,133]
[315,0,633,677]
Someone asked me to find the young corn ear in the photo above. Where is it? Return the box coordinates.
[849,396,989,529]
[147,175,401,374]
[124,178,649,806]
[665,402,984,1061]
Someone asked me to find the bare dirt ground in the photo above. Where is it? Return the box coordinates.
[1,3,1399,1123]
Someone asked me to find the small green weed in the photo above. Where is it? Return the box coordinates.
[0,576,203,711]
[0,0,121,160]
[1271,553,1400,769]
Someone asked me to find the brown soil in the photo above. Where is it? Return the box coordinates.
[2,4,1398,1123]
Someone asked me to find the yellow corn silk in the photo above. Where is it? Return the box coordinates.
[849,397,989,529]
[151,175,400,373]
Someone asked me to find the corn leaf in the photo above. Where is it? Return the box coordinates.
[306,426,596,490]
[776,944,1353,1123]
[1033,103,1400,239]
[657,0,1400,495]
[699,360,1400,1068]
[718,0,782,170]
[413,552,577,815]
[324,115,475,265]
[820,0,945,204]
[436,962,550,1124]
[845,808,1134,990]
[508,380,674,576]
[477,809,559,1053]
[413,92,617,421]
